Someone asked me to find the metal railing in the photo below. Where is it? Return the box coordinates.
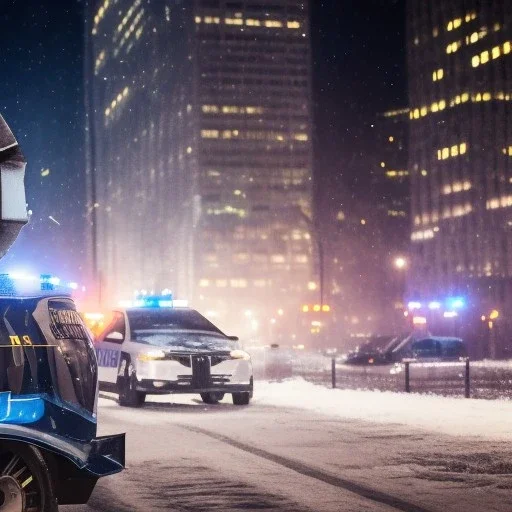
[253,351,512,400]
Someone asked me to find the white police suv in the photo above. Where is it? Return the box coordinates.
[95,296,253,407]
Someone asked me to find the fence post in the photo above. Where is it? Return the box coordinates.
[405,361,410,393]
[331,357,336,389]
[464,358,470,398]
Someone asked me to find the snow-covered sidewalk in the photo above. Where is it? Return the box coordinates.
[253,378,512,441]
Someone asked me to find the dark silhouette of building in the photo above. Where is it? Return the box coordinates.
[407,0,512,357]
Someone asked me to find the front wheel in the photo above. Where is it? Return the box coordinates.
[200,392,224,404]
[0,441,58,512]
[232,392,250,406]
[118,361,146,407]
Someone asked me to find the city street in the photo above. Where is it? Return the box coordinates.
[65,388,512,512]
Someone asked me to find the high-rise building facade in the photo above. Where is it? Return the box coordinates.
[373,107,410,254]
[407,0,512,356]
[85,0,313,338]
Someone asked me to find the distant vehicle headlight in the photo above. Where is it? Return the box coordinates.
[137,349,167,361]
[230,349,251,361]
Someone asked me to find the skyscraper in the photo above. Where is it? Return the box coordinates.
[85,0,313,338]
[407,0,512,356]
[373,107,410,255]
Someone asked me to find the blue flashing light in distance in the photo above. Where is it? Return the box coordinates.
[447,297,465,310]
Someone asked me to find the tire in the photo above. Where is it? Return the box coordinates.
[200,392,224,404]
[118,361,146,407]
[232,392,250,406]
[0,441,58,512]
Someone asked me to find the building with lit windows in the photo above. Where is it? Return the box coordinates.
[373,107,410,254]
[85,0,314,340]
[407,0,512,357]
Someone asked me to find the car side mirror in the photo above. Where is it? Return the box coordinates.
[227,335,239,341]
[105,331,123,342]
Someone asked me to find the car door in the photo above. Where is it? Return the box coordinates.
[95,312,126,384]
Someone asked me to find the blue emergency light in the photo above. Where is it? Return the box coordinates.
[134,294,174,308]
[0,273,79,295]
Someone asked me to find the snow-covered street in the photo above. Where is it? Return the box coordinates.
[63,380,512,511]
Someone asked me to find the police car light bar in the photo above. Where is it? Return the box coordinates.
[0,273,82,296]
[119,295,189,308]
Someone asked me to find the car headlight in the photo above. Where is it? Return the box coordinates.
[137,349,167,361]
[230,349,251,361]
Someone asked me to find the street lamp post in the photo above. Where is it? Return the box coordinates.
[317,235,324,307]
[299,210,324,307]
[393,256,408,331]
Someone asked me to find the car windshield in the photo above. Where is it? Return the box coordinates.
[127,308,225,335]
[131,330,238,351]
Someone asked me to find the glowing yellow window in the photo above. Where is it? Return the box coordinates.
[453,18,462,29]
[460,143,467,154]
[470,32,478,44]
[442,148,450,159]
[483,92,491,101]
[472,55,480,67]
[461,92,469,102]
[437,150,442,160]
[438,69,444,79]
[451,145,459,157]
[195,16,202,23]
[481,50,489,64]
[413,109,420,119]
[431,102,439,112]
[504,42,511,54]
[287,21,300,29]
[438,100,446,110]
[420,106,428,116]
[447,21,453,31]
[475,93,482,101]
[492,46,501,59]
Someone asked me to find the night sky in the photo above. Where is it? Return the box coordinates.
[0,0,85,280]
[0,0,406,281]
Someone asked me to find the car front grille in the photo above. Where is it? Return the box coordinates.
[211,355,231,366]
[191,355,211,388]
[169,354,192,367]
